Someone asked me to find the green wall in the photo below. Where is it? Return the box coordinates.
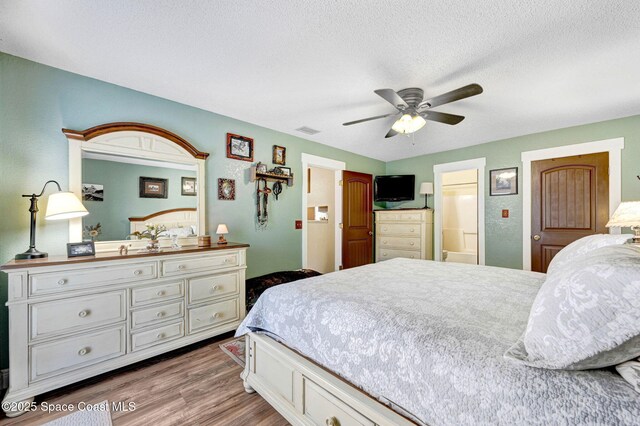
[0,52,385,368]
[386,115,640,269]
[82,159,197,241]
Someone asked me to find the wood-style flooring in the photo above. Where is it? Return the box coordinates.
[0,333,288,426]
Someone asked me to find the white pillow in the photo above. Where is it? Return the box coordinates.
[546,233,632,276]
[616,357,640,393]
[505,244,640,370]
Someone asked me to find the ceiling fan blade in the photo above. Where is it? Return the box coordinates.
[419,83,483,109]
[342,113,396,126]
[374,89,409,110]
[420,111,465,125]
[385,128,398,138]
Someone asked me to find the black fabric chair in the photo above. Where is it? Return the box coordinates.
[246,269,321,311]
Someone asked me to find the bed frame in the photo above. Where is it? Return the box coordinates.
[242,332,416,426]
[128,207,197,234]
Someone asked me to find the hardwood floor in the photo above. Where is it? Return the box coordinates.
[0,333,289,426]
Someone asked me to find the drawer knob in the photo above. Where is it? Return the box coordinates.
[212,285,220,292]
[383,253,388,257]
[57,279,67,285]
[156,311,165,318]
[410,228,415,232]
[178,265,186,270]
[212,312,221,319]
[133,270,142,276]
[157,333,165,340]
[78,310,89,318]
[156,290,165,297]
[224,258,231,263]
[410,256,415,259]
[78,347,90,356]
[383,227,388,231]
[326,416,340,426]
[410,242,415,246]
[383,240,387,244]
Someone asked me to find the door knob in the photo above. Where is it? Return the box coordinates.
[532,235,541,241]
[368,231,373,236]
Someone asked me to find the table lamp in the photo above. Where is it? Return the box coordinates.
[16,180,89,260]
[419,182,434,209]
[216,224,229,245]
[606,201,640,244]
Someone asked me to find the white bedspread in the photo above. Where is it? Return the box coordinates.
[236,258,640,425]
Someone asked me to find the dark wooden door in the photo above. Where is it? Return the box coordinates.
[531,152,609,272]
[342,171,373,269]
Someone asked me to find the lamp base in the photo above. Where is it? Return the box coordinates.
[15,248,48,260]
[217,236,228,245]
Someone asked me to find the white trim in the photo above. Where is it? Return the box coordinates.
[433,158,486,265]
[301,153,346,271]
[521,137,624,270]
[82,151,197,171]
[1,368,8,391]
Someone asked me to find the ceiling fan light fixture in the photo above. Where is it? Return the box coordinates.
[391,113,426,134]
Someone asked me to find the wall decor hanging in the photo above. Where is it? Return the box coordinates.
[82,183,104,201]
[276,166,291,176]
[490,167,518,196]
[256,162,268,174]
[218,178,236,200]
[256,178,270,228]
[273,145,286,165]
[139,177,168,198]
[226,133,254,161]
[181,177,197,196]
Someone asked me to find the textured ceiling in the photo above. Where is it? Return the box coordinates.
[1,1,639,161]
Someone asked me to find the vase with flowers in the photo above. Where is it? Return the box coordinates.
[129,223,167,252]
[83,223,102,242]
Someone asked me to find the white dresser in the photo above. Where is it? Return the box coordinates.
[1,244,248,417]
[375,209,433,261]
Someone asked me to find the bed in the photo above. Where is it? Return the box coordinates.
[236,257,640,425]
[128,207,197,236]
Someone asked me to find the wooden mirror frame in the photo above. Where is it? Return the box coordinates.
[63,122,209,252]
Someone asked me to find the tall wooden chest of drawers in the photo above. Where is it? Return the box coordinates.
[374,209,433,261]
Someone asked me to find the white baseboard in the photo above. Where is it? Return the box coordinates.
[1,369,8,391]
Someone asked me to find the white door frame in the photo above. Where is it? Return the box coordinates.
[433,158,486,264]
[521,137,624,270]
[301,153,346,271]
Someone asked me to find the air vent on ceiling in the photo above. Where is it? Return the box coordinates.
[295,126,320,135]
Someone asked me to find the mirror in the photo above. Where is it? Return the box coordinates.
[64,123,209,252]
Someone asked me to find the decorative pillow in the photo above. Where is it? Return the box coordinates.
[505,244,640,370]
[616,357,640,393]
[546,233,632,276]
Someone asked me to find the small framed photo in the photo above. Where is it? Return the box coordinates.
[226,133,254,162]
[277,166,291,176]
[82,183,104,201]
[490,167,518,196]
[272,145,286,165]
[218,178,236,200]
[181,177,197,196]
[139,177,168,198]
[256,162,268,174]
[67,241,96,258]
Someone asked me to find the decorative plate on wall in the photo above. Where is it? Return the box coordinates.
[218,178,236,200]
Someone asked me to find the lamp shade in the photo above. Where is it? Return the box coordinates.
[606,201,640,227]
[419,182,434,195]
[216,224,229,234]
[45,192,88,221]
[391,114,426,134]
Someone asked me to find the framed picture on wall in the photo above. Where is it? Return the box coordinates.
[82,183,104,201]
[218,178,236,200]
[226,133,254,161]
[139,177,168,198]
[181,177,197,196]
[490,167,518,196]
[272,145,286,165]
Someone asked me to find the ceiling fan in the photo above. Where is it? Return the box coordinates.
[343,84,483,138]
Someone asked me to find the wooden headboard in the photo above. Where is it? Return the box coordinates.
[128,208,197,234]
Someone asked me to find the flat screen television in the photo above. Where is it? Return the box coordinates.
[374,175,415,201]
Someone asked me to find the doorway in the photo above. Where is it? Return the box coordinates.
[530,152,609,272]
[441,169,479,265]
[301,153,345,272]
[434,158,486,264]
[341,170,373,269]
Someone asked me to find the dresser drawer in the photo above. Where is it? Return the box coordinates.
[303,378,374,426]
[378,249,422,261]
[376,211,424,222]
[131,301,184,330]
[30,263,156,296]
[188,272,239,305]
[30,291,126,340]
[378,236,421,251]
[30,326,125,382]
[188,298,239,333]
[162,253,238,276]
[377,223,422,236]
[131,281,184,307]
[131,321,184,352]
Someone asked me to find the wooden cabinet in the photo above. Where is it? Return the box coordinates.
[375,209,433,261]
[1,244,248,417]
